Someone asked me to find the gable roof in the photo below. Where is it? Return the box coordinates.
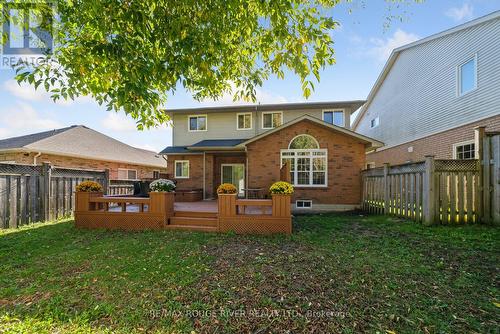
[239,115,383,149]
[352,10,500,130]
[0,125,165,168]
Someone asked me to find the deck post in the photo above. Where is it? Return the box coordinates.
[218,194,237,217]
[271,194,291,217]
[149,192,174,225]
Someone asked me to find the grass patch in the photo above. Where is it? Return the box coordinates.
[0,215,498,333]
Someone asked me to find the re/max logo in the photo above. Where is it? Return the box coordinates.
[1,1,53,55]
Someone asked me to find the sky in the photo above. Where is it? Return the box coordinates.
[0,0,499,152]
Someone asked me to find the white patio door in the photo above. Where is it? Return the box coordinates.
[221,164,245,196]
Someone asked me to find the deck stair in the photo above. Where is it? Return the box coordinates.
[168,210,218,232]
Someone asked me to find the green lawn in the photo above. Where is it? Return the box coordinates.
[0,214,498,333]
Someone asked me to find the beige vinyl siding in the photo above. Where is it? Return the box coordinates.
[356,17,500,148]
[172,107,353,146]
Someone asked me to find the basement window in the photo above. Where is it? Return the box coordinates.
[296,200,312,209]
[453,141,475,160]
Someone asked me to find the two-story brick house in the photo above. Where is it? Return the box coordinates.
[160,101,383,210]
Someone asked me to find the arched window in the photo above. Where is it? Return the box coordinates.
[288,134,319,149]
[281,134,327,186]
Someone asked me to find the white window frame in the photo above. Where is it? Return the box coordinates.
[452,140,476,160]
[117,168,138,180]
[188,114,208,132]
[280,148,328,188]
[322,109,345,127]
[457,54,477,97]
[174,160,190,178]
[296,200,313,209]
[365,162,376,169]
[370,116,380,128]
[261,111,283,130]
[236,112,253,130]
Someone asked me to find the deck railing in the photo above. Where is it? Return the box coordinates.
[218,194,292,234]
[75,191,292,234]
[75,192,174,230]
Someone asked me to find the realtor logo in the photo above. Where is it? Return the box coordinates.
[1,1,54,68]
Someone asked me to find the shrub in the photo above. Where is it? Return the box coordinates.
[149,179,176,192]
[269,181,294,195]
[76,181,103,192]
[217,183,237,194]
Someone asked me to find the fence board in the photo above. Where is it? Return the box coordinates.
[466,172,473,223]
[458,173,465,223]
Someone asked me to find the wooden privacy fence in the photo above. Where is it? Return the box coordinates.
[362,156,482,224]
[0,163,107,228]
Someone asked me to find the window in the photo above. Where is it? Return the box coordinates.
[370,116,380,128]
[174,160,189,178]
[453,141,476,160]
[281,135,327,187]
[237,113,252,130]
[262,112,283,129]
[117,168,137,180]
[323,110,344,127]
[296,200,312,209]
[365,162,376,169]
[153,170,160,179]
[458,55,477,96]
[188,115,207,131]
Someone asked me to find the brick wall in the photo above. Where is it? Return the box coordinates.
[366,114,500,167]
[246,119,366,205]
[213,154,246,196]
[0,152,166,180]
[165,154,204,189]
[165,153,246,198]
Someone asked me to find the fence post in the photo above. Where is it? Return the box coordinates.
[483,135,491,223]
[423,155,436,225]
[41,163,52,221]
[383,163,390,214]
[490,134,500,224]
[103,169,110,195]
[475,126,485,223]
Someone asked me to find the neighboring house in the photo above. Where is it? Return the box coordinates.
[160,102,383,210]
[0,125,167,180]
[352,11,500,167]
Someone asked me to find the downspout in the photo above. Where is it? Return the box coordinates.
[162,155,168,177]
[203,152,206,200]
[33,152,42,166]
[245,146,249,192]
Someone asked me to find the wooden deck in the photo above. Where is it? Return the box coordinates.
[75,193,290,234]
